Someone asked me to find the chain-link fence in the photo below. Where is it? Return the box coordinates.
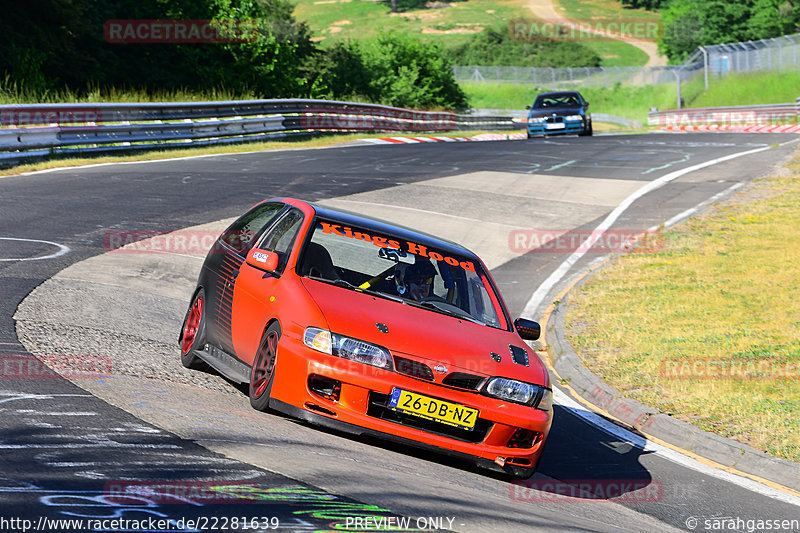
[452,65,695,89]
[454,33,800,90]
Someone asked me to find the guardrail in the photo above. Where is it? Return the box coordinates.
[648,98,800,127]
[0,99,522,167]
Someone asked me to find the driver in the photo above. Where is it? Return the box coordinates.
[398,259,437,301]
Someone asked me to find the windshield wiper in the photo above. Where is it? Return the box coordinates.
[415,300,484,325]
[331,278,406,304]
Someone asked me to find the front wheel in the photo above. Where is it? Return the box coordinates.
[249,322,282,411]
[180,289,207,369]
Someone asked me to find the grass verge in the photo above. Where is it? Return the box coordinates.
[565,151,800,462]
[461,80,685,123]
[0,131,502,177]
[461,70,799,123]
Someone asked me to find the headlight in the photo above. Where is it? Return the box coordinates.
[528,117,546,123]
[303,327,393,371]
[564,115,583,121]
[484,377,552,410]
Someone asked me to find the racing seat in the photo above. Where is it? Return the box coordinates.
[301,242,339,280]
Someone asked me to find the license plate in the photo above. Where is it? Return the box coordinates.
[545,123,565,129]
[389,388,478,430]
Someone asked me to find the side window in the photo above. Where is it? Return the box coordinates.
[257,209,304,271]
[220,202,284,255]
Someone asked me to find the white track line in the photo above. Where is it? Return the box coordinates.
[526,140,800,501]
[522,144,774,318]
[555,389,800,507]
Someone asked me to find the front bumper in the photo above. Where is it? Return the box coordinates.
[528,119,586,136]
[269,333,553,474]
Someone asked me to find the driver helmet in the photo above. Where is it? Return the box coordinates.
[401,259,437,301]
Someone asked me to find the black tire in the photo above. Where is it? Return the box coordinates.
[249,322,282,411]
[180,289,207,369]
[579,121,593,137]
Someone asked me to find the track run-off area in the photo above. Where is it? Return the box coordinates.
[2,132,800,532]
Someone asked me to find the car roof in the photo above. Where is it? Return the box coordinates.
[536,91,582,98]
[291,199,478,259]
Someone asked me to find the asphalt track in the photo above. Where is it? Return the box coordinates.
[2,133,800,532]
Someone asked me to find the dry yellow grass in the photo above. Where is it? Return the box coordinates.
[566,152,800,461]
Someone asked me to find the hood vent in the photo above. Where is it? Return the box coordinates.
[509,345,529,367]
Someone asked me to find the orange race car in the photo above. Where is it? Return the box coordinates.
[179,198,553,477]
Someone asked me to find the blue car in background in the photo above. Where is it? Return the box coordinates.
[526,91,592,138]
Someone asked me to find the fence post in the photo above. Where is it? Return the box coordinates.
[700,46,709,89]
[671,68,682,109]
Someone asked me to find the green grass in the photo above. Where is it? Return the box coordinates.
[578,40,649,67]
[462,80,685,122]
[0,82,261,105]
[554,0,660,66]
[689,71,800,108]
[564,156,800,461]
[460,69,798,123]
[292,0,657,66]
[557,0,662,27]
[293,0,531,49]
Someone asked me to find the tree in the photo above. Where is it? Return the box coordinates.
[317,34,469,109]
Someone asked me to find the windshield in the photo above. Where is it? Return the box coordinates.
[533,93,582,109]
[300,219,506,329]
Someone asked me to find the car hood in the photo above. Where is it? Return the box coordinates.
[529,106,583,117]
[301,278,549,385]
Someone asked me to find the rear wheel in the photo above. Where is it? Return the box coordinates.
[249,322,281,411]
[180,290,207,369]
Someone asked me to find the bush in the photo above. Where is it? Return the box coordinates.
[448,26,602,68]
[318,34,469,110]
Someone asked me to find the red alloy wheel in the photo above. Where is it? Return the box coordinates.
[181,295,204,355]
[252,330,279,398]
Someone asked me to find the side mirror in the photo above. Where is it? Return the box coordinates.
[525,105,531,110]
[514,318,540,341]
[584,101,590,107]
[246,248,279,272]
